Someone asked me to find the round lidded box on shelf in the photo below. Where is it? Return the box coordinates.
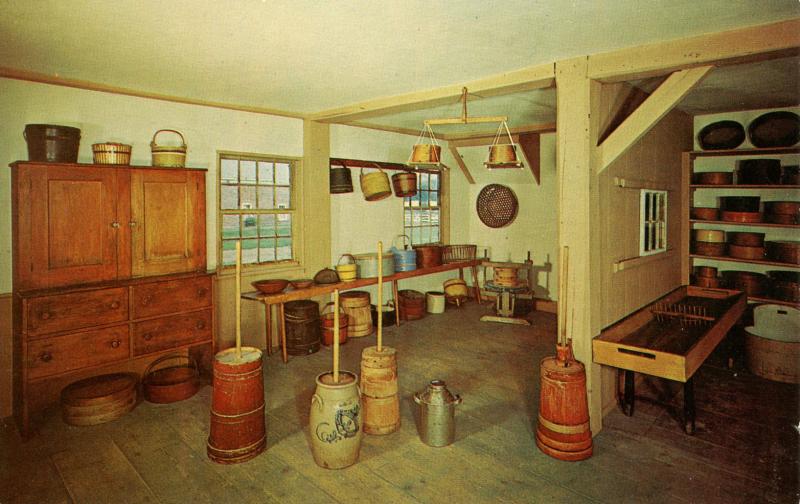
[92,143,132,165]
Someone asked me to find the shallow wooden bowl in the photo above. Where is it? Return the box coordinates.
[252,279,289,294]
[291,278,314,289]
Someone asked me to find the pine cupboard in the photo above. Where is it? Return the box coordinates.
[9,161,213,437]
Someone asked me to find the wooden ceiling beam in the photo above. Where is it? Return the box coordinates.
[597,65,713,173]
[446,144,475,184]
[309,63,555,123]
[443,122,556,144]
[588,18,800,82]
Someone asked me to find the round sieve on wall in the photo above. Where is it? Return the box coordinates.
[476,184,518,228]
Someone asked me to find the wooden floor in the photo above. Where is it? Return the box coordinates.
[1,302,797,503]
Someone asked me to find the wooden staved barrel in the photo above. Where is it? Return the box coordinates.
[340,291,373,337]
[320,302,348,346]
[391,172,417,197]
[284,300,321,355]
[330,167,353,194]
[207,347,266,464]
[398,289,426,320]
[535,345,592,461]
[360,346,400,435]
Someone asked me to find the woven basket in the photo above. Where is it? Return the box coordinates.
[442,244,477,263]
[476,184,518,228]
[150,129,187,167]
[92,143,132,165]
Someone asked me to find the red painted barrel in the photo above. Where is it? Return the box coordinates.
[207,347,266,464]
[535,344,593,461]
[398,290,426,321]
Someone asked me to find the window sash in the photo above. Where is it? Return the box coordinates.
[639,189,667,256]
[404,172,441,245]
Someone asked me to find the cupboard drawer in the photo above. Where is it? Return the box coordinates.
[132,276,212,319]
[26,288,129,337]
[27,325,129,380]
[133,309,212,355]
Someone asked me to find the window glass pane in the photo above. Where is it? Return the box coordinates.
[275,187,291,209]
[411,227,421,244]
[240,186,256,209]
[430,173,439,190]
[431,226,440,243]
[257,187,274,209]
[258,162,274,184]
[277,213,292,237]
[221,159,238,183]
[242,214,258,237]
[242,239,258,264]
[276,237,292,260]
[420,226,431,244]
[222,215,240,239]
[275,163,291,185]
[420,209,430,226]
[430,190,438,207]
[241,161,257,184]
[410,190,420,207]
[412,209,421,226]
[404,209,412,227]
[259,238,276,262]
[419,173,429,191]
[222,240,237,266]
[259,214,276,237]
[431,209,440,225]
[420,191,429,207]
[221,185,238,210]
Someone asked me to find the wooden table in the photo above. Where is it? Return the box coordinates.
[593,285,745,433]
[242,260,481,363]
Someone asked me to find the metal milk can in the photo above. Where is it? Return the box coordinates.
[413,380,462,447]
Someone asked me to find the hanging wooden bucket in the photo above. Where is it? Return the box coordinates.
[309,371,363,469]
[340,291,373,337]
[493,267,520,287]
[207,347,266,464]
[413,245,442,269]
[536,344,593,461]
[61,373,138,426]
[320,302,348,346]
[360,346,400,435]
[426,291,445,314]
[410,144,441,164]
[330,166,354,194]
[487,144,519,165]
[392,172,417,197]
[284,300,321,355]
[398,289,425,320]
[336,254,358,282]
[354,252,395,278]
[360,168,392,201]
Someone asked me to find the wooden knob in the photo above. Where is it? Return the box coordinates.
[195,320,206,330]
[143,333,153,341]
[111,340,121,348]
[110,301,120,309]
[39,351,52,362]
[141,295,153,306]
[40,311,52,320]
[197,288,208,297]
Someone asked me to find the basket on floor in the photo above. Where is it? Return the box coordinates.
[442,244,477,263]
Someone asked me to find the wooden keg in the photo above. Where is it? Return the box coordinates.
[693,172,732,185]
[284,300,321,355]
[766,240,800,265]
[340,291,373,337]
[535,344,592,461]
[360,346,400,435]
[721,271,770,297]
[728,231,765,247]
[398,289,426,320]
[309,371,363,469]
[320,302,348,346]
[207,347,266,464]
[413,245,443,269]
[61,373,138,426]
[690,207,719,221]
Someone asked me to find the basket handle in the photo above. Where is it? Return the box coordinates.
[143,353,197,380]
[337,253,356,265]
[151,129,186,148]
[393,234,411,250]
[321,301,346,316]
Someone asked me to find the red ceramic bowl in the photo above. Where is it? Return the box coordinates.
[252,279,289,294]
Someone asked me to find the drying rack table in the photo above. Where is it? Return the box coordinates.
[593,285,745,433]
[242,260,481,363]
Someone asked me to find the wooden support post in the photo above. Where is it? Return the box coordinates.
[279,303,288,363]
[446,143,475,184]
[264,302,272,356]
[517,132,541,184]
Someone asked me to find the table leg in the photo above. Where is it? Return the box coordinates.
[264,302,272,356]
[471,265,481,303]
[393,280,401,326]
[683,378,696,435]
[279,303,288,364]
[458,267,464,280]
[620,369,635,417]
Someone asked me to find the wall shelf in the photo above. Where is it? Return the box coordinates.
[689,254,800,269]
[688,147,800,157]
[690,219,799,229]
[690,184,800,189]
[747,296,800,308]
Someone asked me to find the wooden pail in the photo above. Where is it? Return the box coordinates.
[309,371,363,469]
[410,144,441,164]
[391,172,417,197]
[413,245,442,269]
[360,346,400,435]
[284,300,321,355]
[487,144,518,164]
[320,302,348,346]
[207,347,266,464]
[336,254,358,282]
[398,290,425,320]
[330,167,353,194]
[535,344,593,461]
[340,291,373,337]
[360,168,392,201]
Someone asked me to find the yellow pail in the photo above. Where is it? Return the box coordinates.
[360,168,392,201]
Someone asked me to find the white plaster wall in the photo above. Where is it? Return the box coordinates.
[0,78,304,294]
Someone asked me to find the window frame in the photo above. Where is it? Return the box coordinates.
[403,170,444,246]
[639,188,668,256]
[216,151,303,272]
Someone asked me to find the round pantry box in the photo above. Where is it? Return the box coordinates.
[61,373,138,426]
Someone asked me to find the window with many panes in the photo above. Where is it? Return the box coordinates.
[639,189,667,256]
[403,171,441,245]
[219,153,296,267]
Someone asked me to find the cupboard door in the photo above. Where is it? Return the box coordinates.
[130,169,206,277]
[17,165,120,290]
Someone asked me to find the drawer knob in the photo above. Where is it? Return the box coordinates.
[197,288,208,297]
[111,340,121,349]
[39,351,53,363]
[40,311,52,320]
[143,333,153,341]
[195,320,206,330]
[141,295,153,306]
[110,301,121,309]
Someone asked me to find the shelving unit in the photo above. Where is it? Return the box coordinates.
[683,146,800,308]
